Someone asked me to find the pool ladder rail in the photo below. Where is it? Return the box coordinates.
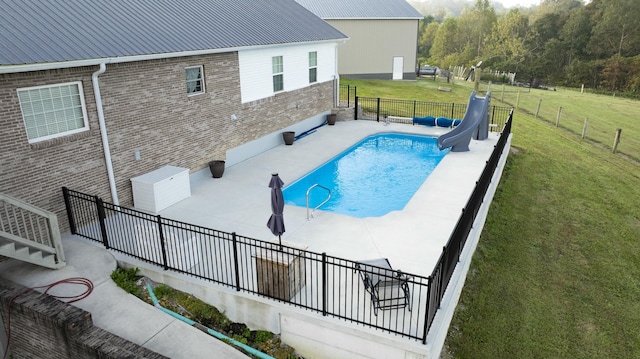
[306,184,331,220]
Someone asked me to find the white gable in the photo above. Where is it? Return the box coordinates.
[238,42,338,104]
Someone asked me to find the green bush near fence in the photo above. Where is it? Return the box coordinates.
[340,77,640,358]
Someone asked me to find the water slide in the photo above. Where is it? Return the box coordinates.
[437,91,491,152]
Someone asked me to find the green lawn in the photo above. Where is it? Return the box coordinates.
[342,78,640,161]
[341,77,640,358]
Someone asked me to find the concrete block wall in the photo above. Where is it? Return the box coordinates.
[0,278,167,359]
[0,51,334,233]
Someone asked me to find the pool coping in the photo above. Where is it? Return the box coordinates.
[159,119,501,278]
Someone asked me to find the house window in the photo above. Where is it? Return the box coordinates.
[272,56,284,92]
[186,66,205,95]
[309,51,317,83]
[17,82,89,143]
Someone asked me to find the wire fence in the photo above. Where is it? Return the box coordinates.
[498,90,640,161]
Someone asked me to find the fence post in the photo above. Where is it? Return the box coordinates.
[582,118,589,139]
[95,196,109,249]
[232,232,241,292]
[535,99,542,119]
[347,85,350,108]
[422,276,433,344]
[556,106,562,127]
[62,187,77,235]
[354,96,358,120]
[413,100,417,119]
[451,103,455,119]
[491,106,496,129]
[322,252,327,316]
[376,98,380,122]
[613,129,622,153]
[156,215,169,270]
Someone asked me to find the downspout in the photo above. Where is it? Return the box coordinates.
[92,63,119,205]
[333,41,343,108]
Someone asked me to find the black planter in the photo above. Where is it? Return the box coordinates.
[327,114,337,125]
[282,131,295,145]
[208,160,225,178]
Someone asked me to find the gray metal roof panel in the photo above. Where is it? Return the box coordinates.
[295,0,423,19]
[0,0,347,66]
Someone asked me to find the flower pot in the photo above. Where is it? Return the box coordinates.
[282,131,295,145]
[327,114,337,125]
[208,160,225,178]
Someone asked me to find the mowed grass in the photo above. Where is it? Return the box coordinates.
[341,77,640,358]
[343,77,640,160]
[485,83,640,161]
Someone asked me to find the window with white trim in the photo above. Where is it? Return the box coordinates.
[309,51,317,83]
[272,56,284,92]
[185,65,205,95]
[17,82,89,143]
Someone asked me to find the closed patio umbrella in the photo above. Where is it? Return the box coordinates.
[266,173,285,248]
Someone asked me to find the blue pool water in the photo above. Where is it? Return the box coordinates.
[282,133,449,217]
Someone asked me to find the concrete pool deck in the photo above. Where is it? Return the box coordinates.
[160,119,501,278]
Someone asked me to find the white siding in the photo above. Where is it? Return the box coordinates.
[238,42,338,103]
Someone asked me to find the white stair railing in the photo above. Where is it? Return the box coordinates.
[0,193,66,268]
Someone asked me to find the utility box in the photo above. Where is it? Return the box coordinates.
[131,165,190,213]
[253,242,308,301]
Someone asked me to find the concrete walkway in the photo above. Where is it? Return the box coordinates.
[0,235,250,359]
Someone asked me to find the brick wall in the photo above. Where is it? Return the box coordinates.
[0,278,167,359]
[0,51,334,233]
[0,67,110,233]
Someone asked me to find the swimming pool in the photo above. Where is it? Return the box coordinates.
[282,133,449,217]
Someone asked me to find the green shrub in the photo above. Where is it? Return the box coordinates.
[110,267,142,298]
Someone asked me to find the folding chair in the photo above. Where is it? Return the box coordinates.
[354,258,412,316]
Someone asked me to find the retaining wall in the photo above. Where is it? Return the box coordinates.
[0,278,167,359]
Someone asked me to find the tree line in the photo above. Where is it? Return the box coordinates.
[415,0,640,93]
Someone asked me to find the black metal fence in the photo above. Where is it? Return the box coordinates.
[62,111,512,344]
[354,96,512,132]
[338,84,356,108]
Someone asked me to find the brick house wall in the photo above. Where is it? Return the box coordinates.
[0,278,168,359]
[0,51,334,233]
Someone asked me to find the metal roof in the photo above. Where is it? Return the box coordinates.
[295,0,423,19]
[0,0,347,67]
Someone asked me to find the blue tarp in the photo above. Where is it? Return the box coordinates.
[413,116,461,128]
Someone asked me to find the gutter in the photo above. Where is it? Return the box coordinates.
[92,63,119,205]
[0,39,346,75]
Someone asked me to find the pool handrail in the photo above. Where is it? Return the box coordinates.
[306,183,331,220]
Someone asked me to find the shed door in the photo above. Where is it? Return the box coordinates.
[392,57,403,80]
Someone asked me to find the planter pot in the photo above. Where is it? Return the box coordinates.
[208,160,225,178]
[327,114,337,125]
[282,131,295,145]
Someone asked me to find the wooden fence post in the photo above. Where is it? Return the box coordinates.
[556,107,562,127]
[612,129,622,153]
[582,118,588,139]
[535,99,542,119]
